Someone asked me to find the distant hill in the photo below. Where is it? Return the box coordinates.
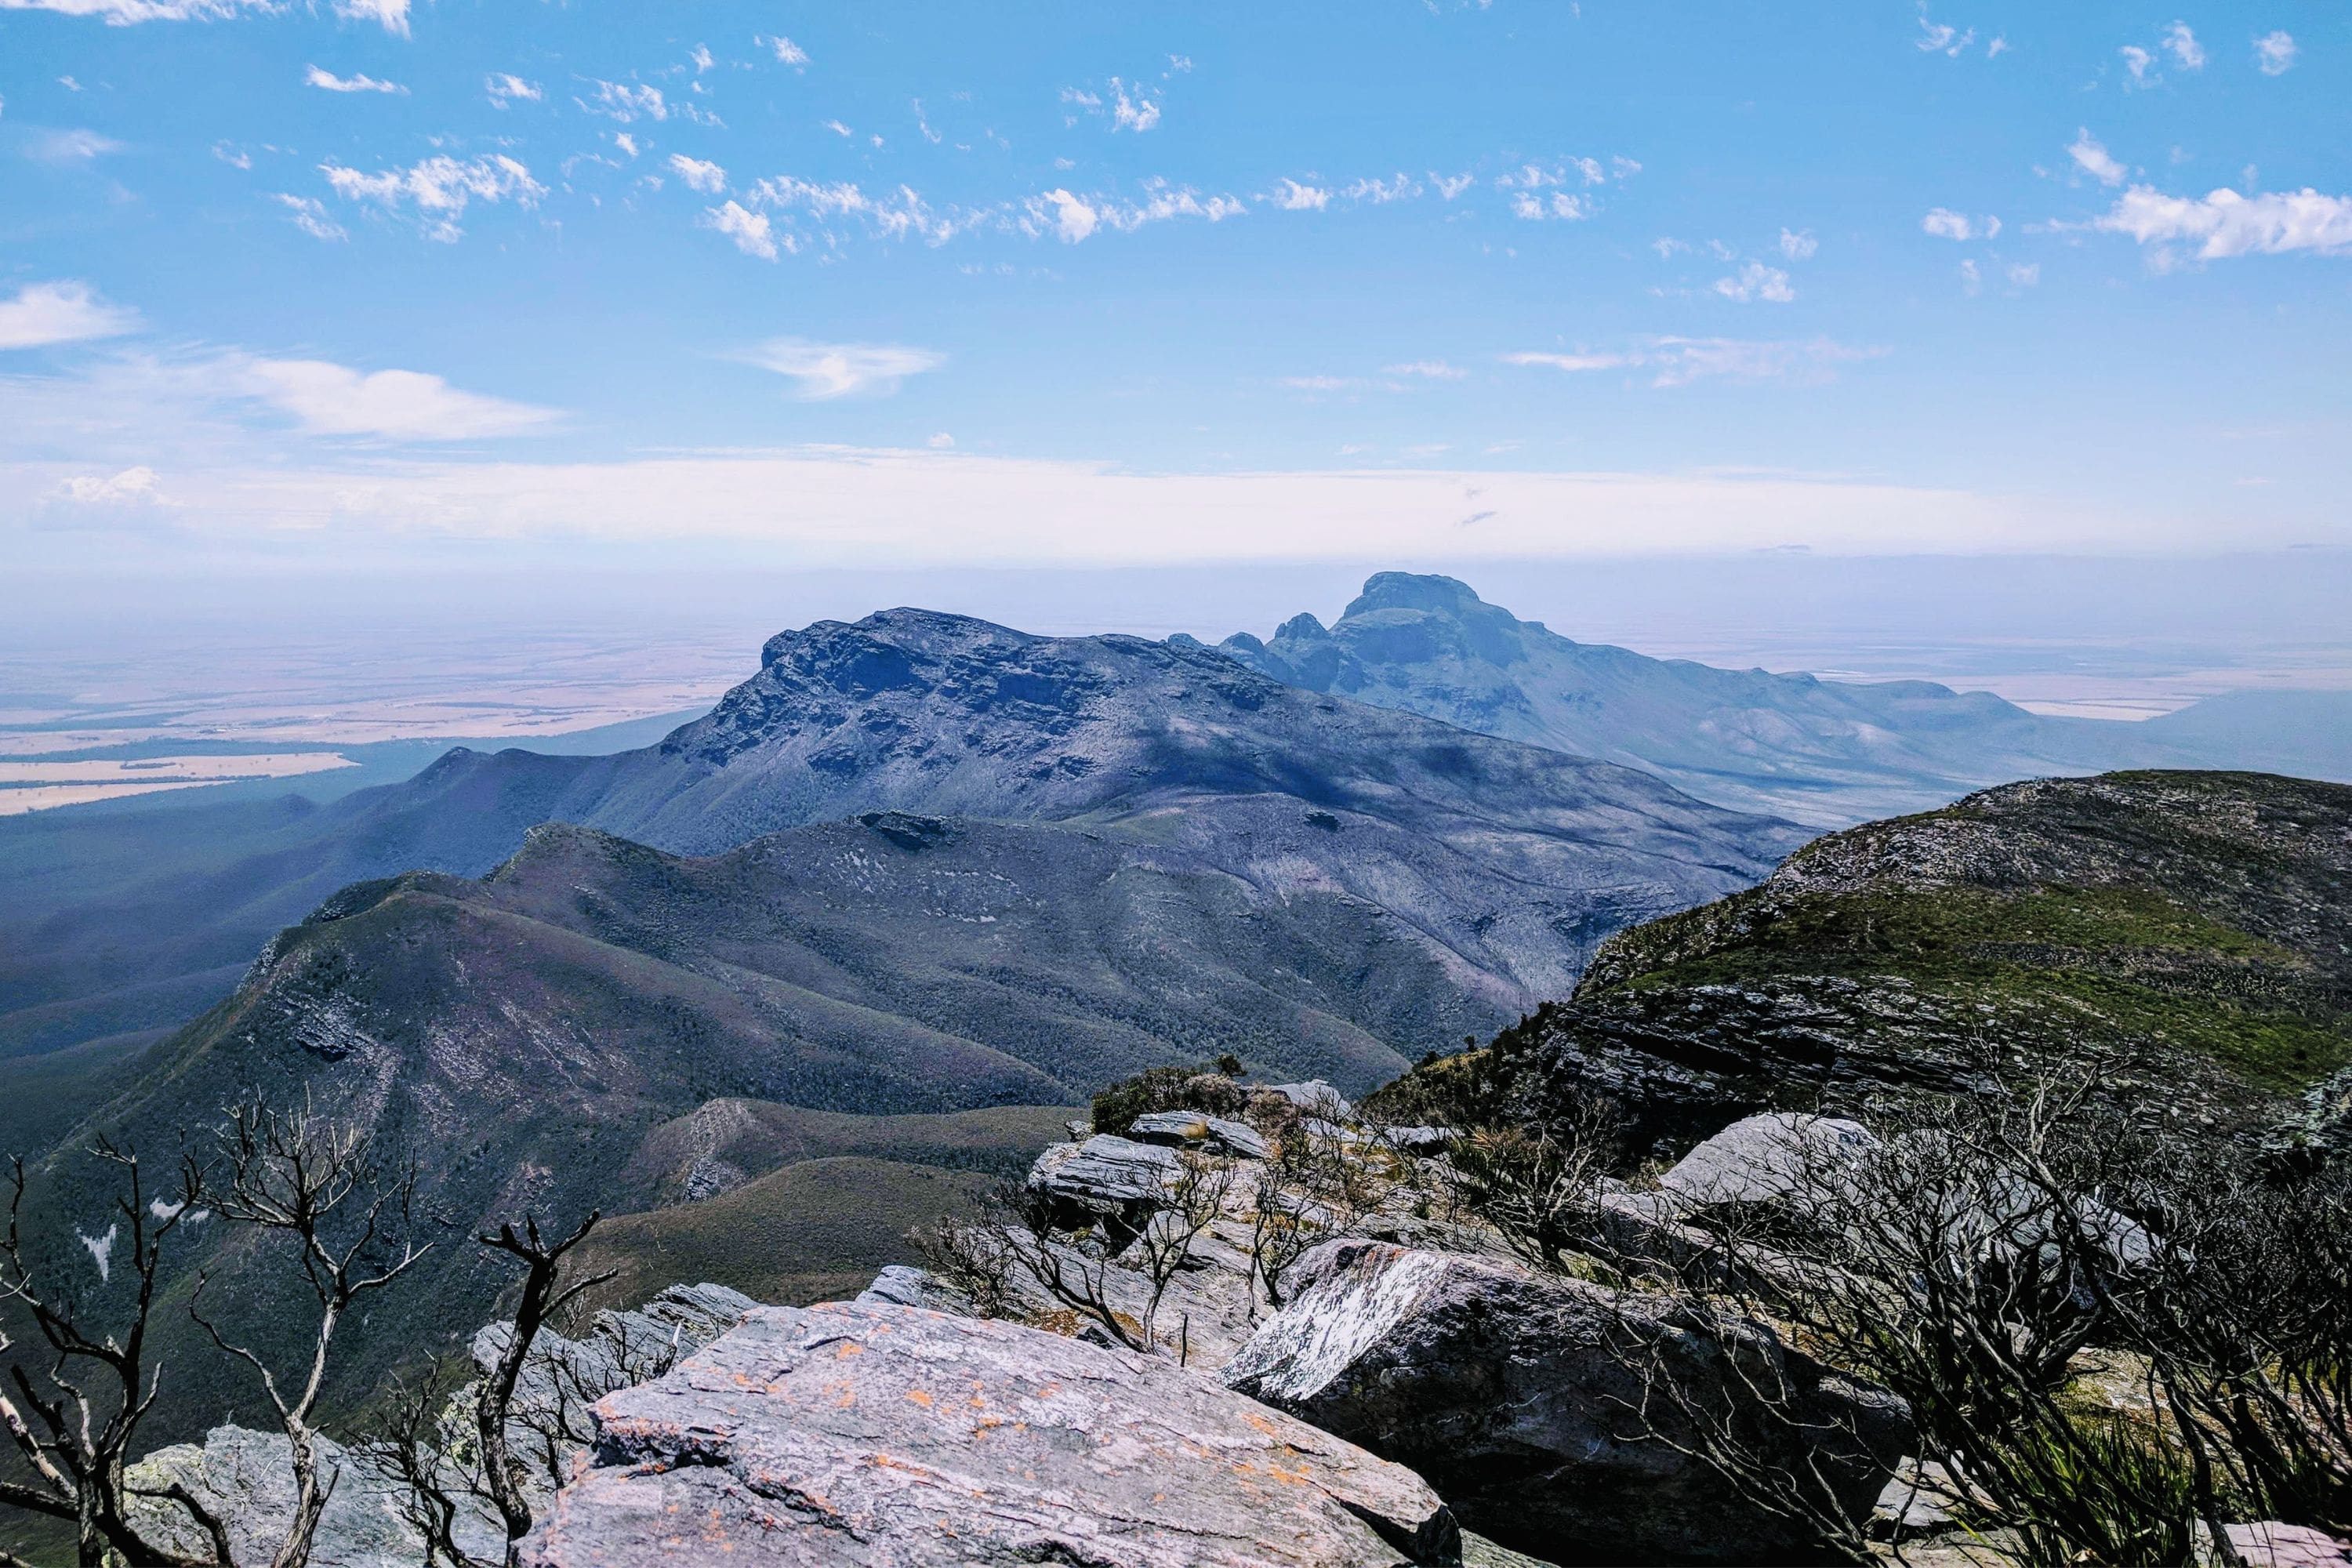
[1213,572,2351,826]
[1375,771,2352,1154]
[2,608,1795,1103]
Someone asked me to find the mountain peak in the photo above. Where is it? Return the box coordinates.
[1345,572,1492,621]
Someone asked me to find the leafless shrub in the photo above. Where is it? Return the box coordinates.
[194,1095,432,1568]
[1440,1098,1620,1275]
[0,1142,229,1568]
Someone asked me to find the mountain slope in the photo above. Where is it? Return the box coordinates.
[1374,771,2352,1155]
[1213,573,2291,827]
[4,608,1799,1092]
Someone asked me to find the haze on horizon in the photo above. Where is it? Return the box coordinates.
[1,1,2347,737]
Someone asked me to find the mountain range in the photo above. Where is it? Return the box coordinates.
[1212,572,2352,826]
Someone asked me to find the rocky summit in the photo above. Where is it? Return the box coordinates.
[519,1301,1462,1568]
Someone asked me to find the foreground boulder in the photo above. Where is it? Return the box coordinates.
[521,1300,1461,1567]
[1223,1241,1909,1566]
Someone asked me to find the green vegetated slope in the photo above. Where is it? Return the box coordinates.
[20,804,1510,1443]
[1377,771,2352,1150]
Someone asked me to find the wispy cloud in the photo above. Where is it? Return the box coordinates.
[2093,186,2352,260]
[319,154,546,242]
[273,193,347,241]
[1266,179,1330,212]
[332,0,406,35]
[244,358,555,438]
[25,128,125,162]
[2253,31,2296,76]
[305,64,405,95]
[1505,336,1882,387]
[2159,21,2205,71]
[2069,129,2128,187]
[702,200,781,259]
[1778,227,1818,260]
[0,281,139,349]
[741,339,945,399]
[1921,207,1997,241]
[0,0,267,23]
[1712,261,1795,303]
[667,154,726,194]
[762,34,810,68]
[485,73,543,107]
[580,80,667,124]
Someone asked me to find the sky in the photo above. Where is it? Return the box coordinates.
[1,0,2348,583]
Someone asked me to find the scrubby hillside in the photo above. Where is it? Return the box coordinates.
[1377,771,2352,1153]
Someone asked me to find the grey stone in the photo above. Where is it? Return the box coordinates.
[1027,1133,1181,1222]
[855,1263,971,1314]
[1872,1458,1962,1537]
[125,1425,487,1568]
[1382,1124,1460,1154]
[1661,1112,1876,1208]
[518,1301,1462,1567]
[2223,1523,2352,1568]
[1267,1080,1356,1118]
[1124,1109,1270,1160]
[1223,1241,1910,1565]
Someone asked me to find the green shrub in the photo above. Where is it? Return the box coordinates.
[1091,1058,1245,1137]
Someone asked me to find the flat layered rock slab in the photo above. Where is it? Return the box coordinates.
[521,1301,1460,1568]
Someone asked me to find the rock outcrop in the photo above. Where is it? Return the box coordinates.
[520,1300,1463,1567]
[1223,1241,1911,1565]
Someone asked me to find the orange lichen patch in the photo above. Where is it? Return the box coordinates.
[906,1388,935,1408]
[833,1340,866,1359]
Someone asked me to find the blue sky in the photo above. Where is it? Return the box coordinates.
[1,0,2347,575]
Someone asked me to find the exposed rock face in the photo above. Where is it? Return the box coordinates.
[1223,1241,1910,1566]
[520,1301,1463,1567]
[1660,1112,1875,1207]
[1028,1133,1182,1223]
[1125,1109,1271,1160]
[125,1426,462,1568]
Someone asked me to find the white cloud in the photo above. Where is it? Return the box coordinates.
[742,339,945,400]
[2121,44,2156,82]
[582,80,667,123]
[1345,173,1421,205]
[333,0,407,34]
[1512,191,1588,221]
[245,358,556,439]
[2069,129,2128,187]
[485,73,542,106]
[2093,185,2352,259]
[2160,20,2205,71]
[822,119,853,137]
[612,132,640,158]
[1915,8,1975,56]
[1922,207,1974,241]
[1505,336,1880,387]
[747,176,964,245]
[668,154,726,194]
[1778,227,1818,260]
[27,128,124,161]
[2254,31,2296,76]
[764,34,809,67]
[1959,258,1983,296]
[273,193,347,241]
[1987,35,2009,57]
[2006,262,2040,288]
[1267,179,1330,211]
[318,154,546,241]
[703,199,781,259]
[1431,172,1474,201]
[1503,350,1633,373]
[0,280,137,348]
[305,64,405,94]
[1038,188,1098,243]
[0,0,267,21]
[1712,261,1795,303]
[927,433,954,448]
[1109,78,1161,132]
[1385,361,1467,380]
[688,43,713,73]
[59,464,158,502]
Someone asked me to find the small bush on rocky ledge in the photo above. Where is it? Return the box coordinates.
[1089,1054,1246,1136]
